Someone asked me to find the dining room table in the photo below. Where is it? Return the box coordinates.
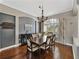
[30,35,47,47]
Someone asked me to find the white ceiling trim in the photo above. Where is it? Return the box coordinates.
[1,0,74,17]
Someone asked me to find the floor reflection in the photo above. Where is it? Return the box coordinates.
[26,46,60,59]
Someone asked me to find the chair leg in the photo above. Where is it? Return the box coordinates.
[26,50,31,59]
[54,44,55,51]
[29,52,32,59]
[39,49,41,59]
[50,46,52,51]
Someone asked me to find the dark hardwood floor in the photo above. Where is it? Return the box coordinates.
[0,43,73,59]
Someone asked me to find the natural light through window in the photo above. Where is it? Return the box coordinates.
[44,18,59,34]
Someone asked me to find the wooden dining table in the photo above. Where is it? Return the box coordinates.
[30,36,47,46]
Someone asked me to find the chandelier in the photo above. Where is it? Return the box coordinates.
[37,5,48,22]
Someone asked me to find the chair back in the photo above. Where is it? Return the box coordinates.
[43,35,47,42]
[25,34,32,47]
[27,39,31,48]
[51,34,56,42]
[46,36,51,45]
[38,33,42,38]
[47,32,53,37]
[32,33,38,38]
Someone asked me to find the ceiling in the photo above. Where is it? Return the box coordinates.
[1,0,74,17]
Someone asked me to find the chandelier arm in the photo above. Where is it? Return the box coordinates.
[37,4,48,22]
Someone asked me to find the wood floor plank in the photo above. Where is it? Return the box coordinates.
[0,43,73,59]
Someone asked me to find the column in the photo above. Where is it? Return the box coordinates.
[38,21,44,33]
[15,16,19,45]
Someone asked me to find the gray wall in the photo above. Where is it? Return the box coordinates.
[49,11,78,44]
[63,16,78,44]
[19,17,36,34]
[0,13,15,48]
[60,13,78,44]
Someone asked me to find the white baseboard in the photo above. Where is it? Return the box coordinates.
[72,44,78,59]
[56,41,72,46]
[0,43,21,52]
[72,46,76,59]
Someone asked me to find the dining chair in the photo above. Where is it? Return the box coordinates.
[26,38,39,52]
[26,37,40,59]
[32,33,38,38]
[38,33,42,39]
[25,33,39,51]
[50,34,56,51]
[40,35,51,51]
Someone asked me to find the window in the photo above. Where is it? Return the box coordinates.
[44,18,59,35]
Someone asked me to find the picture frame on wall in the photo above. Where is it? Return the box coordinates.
[24,24,32,34]
[1,22,14,29]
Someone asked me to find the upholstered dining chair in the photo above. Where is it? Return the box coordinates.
[50,34,56,51]
[26,37,39,59]
[40,35,51,50]
[32,33,38,38]
[26,39,39,52]
[38,33,42,39]
[25,34,39,52]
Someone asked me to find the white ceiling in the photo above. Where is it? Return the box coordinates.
[1,0,74,17]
